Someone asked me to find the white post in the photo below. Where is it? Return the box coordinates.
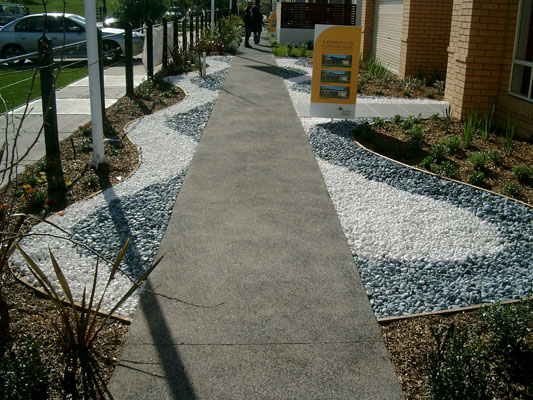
[84,0,108,167]
[210,0,215,38]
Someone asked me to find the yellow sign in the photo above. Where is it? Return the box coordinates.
[269,12,277,34]
[311,25,361,119]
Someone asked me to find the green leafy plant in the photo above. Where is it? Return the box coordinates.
[503,113,520,155]
[443,106,452,133]
[427,324,490,400]
[480,108,493,141]
[487,150,501,164]
[439,135,461,153]
[402,115,416,131]
[372,117,385,127]
[429,113,440,120]
[480,302,533,356]
[463,109,478,147]
[440,161,460,179]
[433,79,445,95]
[14,239,163,398]
[364,56,389,80]
[468,171,486,186]
[393,114,404,124]
[425,92,434,99]
[512,164,533,182]
[467,151,488,170]
[374,89,384,96]
[429,144,448,162]
[406,124,425,144]
[352,122,375,143]
[505,181,521,197]
[420,156,433,170]
[0,337,50,400]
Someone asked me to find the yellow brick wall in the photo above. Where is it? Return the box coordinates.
[360,0,374,60]
[445,0,532,139]
[398,0,453,82]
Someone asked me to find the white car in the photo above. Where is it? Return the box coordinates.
[0,13,144,63]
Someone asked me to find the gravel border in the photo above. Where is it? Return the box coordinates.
[277,57,533,318]
[10,56,233,318]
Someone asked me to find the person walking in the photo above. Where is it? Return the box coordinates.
[252,3,263,45]
[243,1,253,48]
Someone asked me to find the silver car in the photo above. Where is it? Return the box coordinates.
[0,13,144,63]
[0,2,28,26]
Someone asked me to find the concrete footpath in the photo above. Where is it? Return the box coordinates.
[108,40,405,399]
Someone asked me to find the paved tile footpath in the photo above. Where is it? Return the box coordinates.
[107,40,405,399]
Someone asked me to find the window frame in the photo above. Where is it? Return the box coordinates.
[509,0,533,102]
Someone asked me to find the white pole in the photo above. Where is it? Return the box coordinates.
[210,0,215,39]
[84,0,108,167]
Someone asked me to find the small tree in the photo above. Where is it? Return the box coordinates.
[114,0,171,28]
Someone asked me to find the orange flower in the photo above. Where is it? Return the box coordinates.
[45,198,52,204]
[26,188,34,194]
[23,184,31,189]
[21,196,27,201]
[1,205,8,211]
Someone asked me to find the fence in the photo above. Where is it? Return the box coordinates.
[279,3,357,29]
[0,9,231,167]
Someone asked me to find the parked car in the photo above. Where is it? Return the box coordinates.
[0,13,144,63]
[0,2,28,26]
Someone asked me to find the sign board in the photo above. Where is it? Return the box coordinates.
[310,25,361,119]
[269,12,277,35]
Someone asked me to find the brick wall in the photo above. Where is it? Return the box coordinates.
[360,0,374,59]
[398,0,452,82]
[444,0,532,138]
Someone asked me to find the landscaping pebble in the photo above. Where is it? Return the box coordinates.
[278,57,533,318]
[10,57,232,317]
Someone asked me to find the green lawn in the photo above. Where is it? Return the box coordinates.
[23,0,113,18]
[0,62,88,111]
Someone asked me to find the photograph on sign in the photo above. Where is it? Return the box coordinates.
[320,70,351,83]
[322,54,352,68]
[320,85,350,99]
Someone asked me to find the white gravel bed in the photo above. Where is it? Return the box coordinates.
[10,56,232,318]
[277,57,533,318]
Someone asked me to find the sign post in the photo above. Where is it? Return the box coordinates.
[310,25,361,119]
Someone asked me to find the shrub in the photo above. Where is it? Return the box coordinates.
[463,109,478,147]
[406,124,424,144]
[433,79,445,95]
[372,117,385,127]
[440,161,460,179]
[503,114,520,155]
[468,171,486,186]
[467,151,488,170]
[480,302,533,356]
[364,56,389,79]
[429,144,448,162]
[487,150,501,164]
[505,181,521,197]
[512,164,533,183]
[393,114,404,124]
[14,239,163,398]
[480,109,493,141]
[439,135,461,153]
[0,337,50,400]
[420,156,433,170]
[352,122,375,142]
[427,324,491,400]
[402,115,416,131]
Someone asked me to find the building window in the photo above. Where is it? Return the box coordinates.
[510,0,533,101]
